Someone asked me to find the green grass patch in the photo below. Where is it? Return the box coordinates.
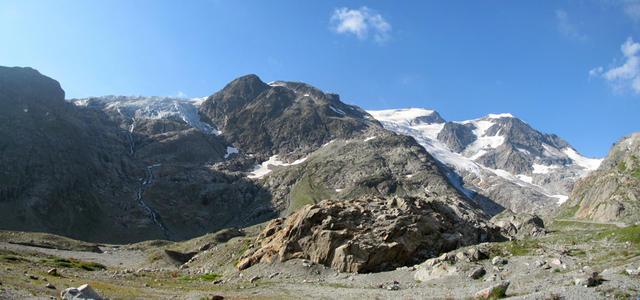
[554,206,579,219]
[617,161,627,172]
[566,248,586,257]
[596,225,640,245]
[287,176,332,214]
[41,257,106,271]
[1,254,26,263]
[179,273,222,282]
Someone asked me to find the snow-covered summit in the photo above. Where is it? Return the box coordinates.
[368,108,444,126]
[70,95,219,135]
[368,107,603,213]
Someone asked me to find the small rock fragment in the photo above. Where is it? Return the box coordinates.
[268,272,280,279]
[47,268,58,276]
[387,285,400,291]
[475,280,510,299]
[208,295,225,300]
[491,256,505,265]
[626,269,640,276]
[574,272,599,287]
[547,258,562,267]
[212,279,223,285]
[469,266,486,279]
[45,283,55,289]
[249,275,260,283]
[27,274,38,280]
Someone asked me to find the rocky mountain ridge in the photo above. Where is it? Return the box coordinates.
[368,108,602,215]
[563,132,640,224]
[1,66,502,261]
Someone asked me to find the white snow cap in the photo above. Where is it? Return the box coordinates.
[367,108,437,126]
[485,113,514,119]
[70,95,220,135]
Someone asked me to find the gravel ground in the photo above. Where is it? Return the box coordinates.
[1,224,639,299]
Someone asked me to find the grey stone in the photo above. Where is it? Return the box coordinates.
[492,256,505,265]
[475,280,510,299]
[61,284,107,300]
[469,266,486,279]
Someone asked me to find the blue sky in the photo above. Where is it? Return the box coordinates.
[2,1,639,158]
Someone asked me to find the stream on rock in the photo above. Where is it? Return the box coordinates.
[127,122,135,156]
[125,117,170,240]
[136,164,170,239]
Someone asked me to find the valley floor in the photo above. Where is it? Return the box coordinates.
[1,221,639,299]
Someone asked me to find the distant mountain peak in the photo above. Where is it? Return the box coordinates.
[368,107,603,215]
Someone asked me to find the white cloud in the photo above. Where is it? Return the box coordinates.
[555,9,587,41]
[589,66,603,77]
[591,37,640,94]
[330,6,391,43]
[177,91,187,98]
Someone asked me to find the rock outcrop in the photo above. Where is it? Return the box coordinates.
[238,196,503,273]
[562,132,640,224]
[490,210,546,240]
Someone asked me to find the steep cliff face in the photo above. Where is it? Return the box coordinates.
[0,67,139,242]
[563,132,640,224]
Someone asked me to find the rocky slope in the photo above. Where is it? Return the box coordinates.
[368,108,602,215]
[562,132,640,224]
[199,76,372,158]
[1,66,503,261]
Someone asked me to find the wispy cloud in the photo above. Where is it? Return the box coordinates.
[555,9,587,41]
[590,37,640,94]
[330,6,391,44]
[177,91,187,98]
[599,0,640,21]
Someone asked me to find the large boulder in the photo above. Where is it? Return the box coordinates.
[61,284,108,300]
[238,196,502,273]
[490,210,546,239]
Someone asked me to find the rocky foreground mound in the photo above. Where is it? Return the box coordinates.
[563,132,640,224]
[238,196,504,273]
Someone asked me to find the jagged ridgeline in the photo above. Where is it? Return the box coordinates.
[0,67,509,272]
[561,132,640,225]
[368,109,602,215]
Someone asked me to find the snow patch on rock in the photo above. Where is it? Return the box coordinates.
[248,155,308,179]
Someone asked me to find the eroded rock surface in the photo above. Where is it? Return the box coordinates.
[238,196,503,273]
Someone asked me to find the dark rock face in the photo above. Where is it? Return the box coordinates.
[199,76,375,156]
[437,122,476,152]
[0,67,138,242]
[262,132,476,214]
[563,132,640,224]
[0,68,274,243]
[413,111,445,125]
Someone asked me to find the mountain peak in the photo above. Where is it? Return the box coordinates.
[219,74,269,100]
[0,66,65,106]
